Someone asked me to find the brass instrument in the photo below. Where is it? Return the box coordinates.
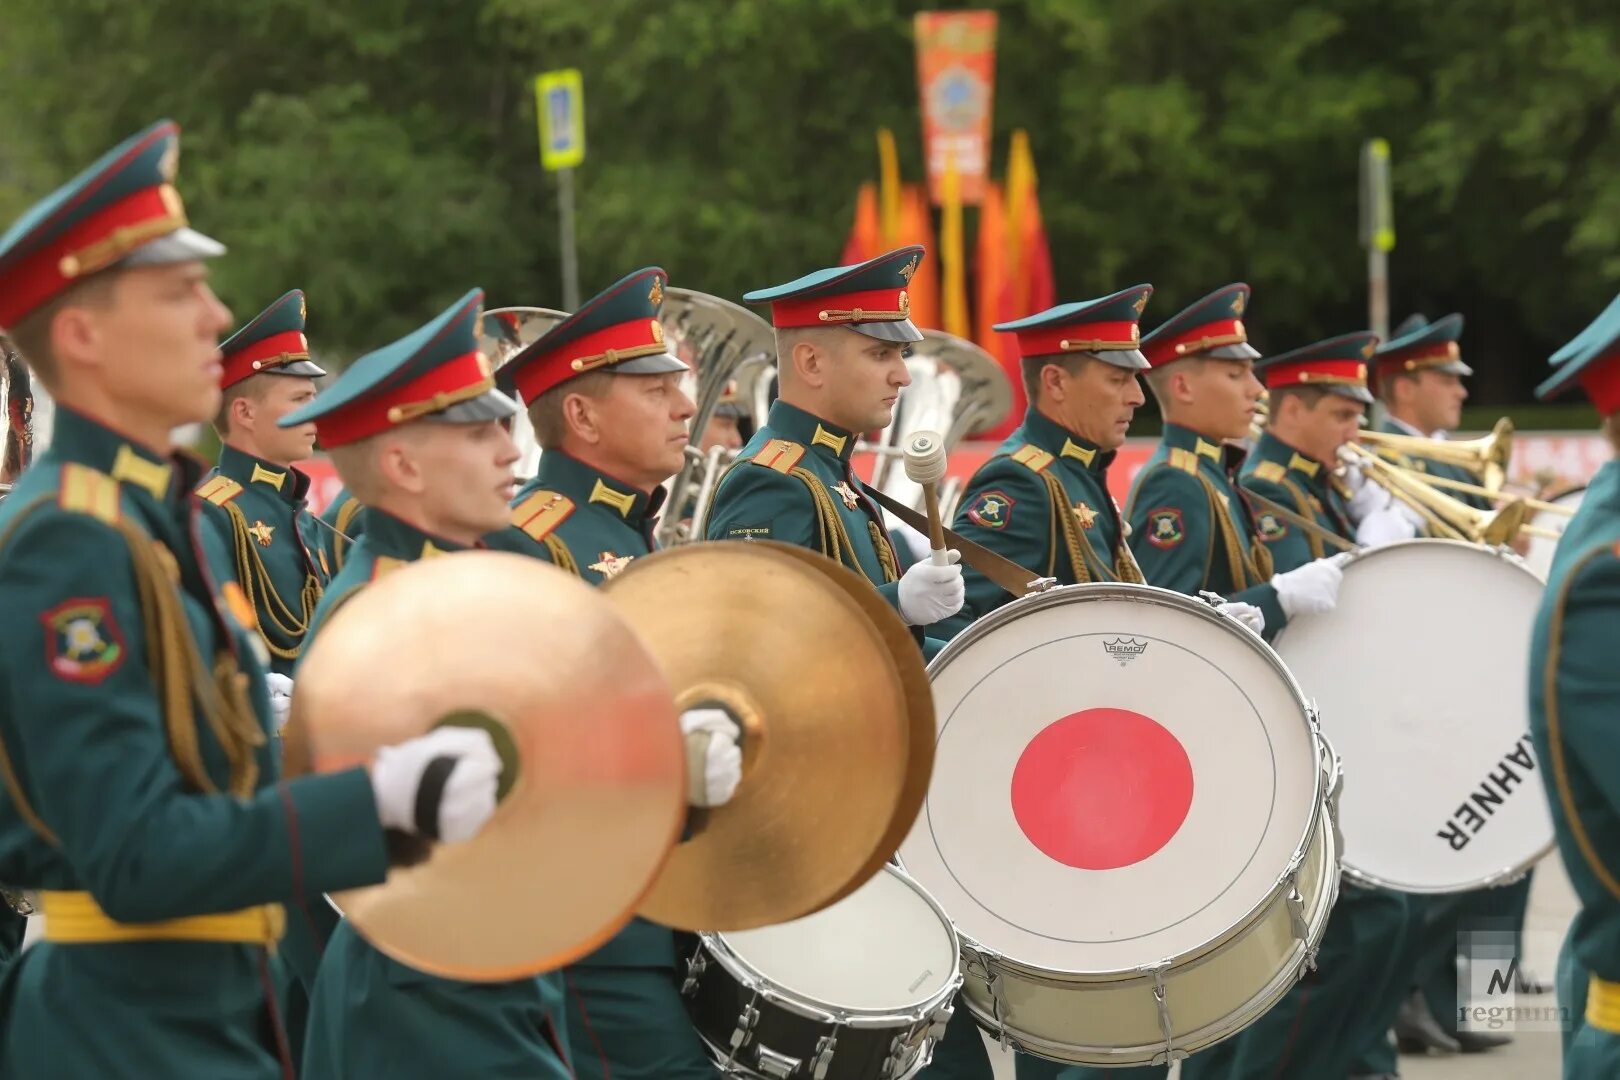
[1354,417,1514,493]
[654,290,777,547]
[1388,468,1576,517]
[477,306,571,480]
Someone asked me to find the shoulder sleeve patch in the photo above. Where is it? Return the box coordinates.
[1253,461,1288,483]
[195,475,244,507]
[1167,448,1200,474]
[1256,511,1289,541]
[748,439,806,474]
[723,525,774,541]
[42,597,126,685]
[964,488,1015,530]
[511,490,576,542]
[1008,445,1054,473]
[57,464,121,523]
[1144,507,1186,548]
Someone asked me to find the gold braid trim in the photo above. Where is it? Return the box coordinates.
[1191,471,1267,589]
[223,503,320,661]
[542,535,580,577]
[867,521,900,583]
[1040,471,1143,583]
[1276,476,1328,561]
[330,498,363,572]
[786,466,865,575]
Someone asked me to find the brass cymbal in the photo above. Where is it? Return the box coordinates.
[603,540,933,930]
[283,551,684,981]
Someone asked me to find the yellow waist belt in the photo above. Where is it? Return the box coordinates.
[1588,975,1620,1034]
[40,891,285,945]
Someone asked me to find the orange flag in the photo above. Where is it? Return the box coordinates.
[842,182,882,265]
[897,184,940,330]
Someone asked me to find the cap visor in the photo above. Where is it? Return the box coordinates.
[849,318,924,343]
[611,351,690,376]
[1206,342,1262,362]
[261,359,328,378]
[120,227,226,267]
[1437,359,1474,377]
[424,388,521,425]
[1326,384,1376,405]
[1094,348,1150,371]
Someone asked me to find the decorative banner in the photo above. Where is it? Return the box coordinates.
[915,10,997,206]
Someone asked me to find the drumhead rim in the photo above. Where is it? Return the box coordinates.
[1332,535,1537,575]
[917,581,1328,974]
[697,865,963,1021]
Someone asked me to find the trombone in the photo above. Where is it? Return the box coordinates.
[1355,419,1513,494]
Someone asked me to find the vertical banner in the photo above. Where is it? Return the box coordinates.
[915,10,997,206]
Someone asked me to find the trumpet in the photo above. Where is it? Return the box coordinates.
[1354,418,1513,493]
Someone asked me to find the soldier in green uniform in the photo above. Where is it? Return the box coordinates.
[1169,333,1411,1080]
[1526,296,1620,1078]
[705,245,965,648]
[281,288,576,1080]
[486,267,742,1078]
[0,120,500,1079]
[1127,283,1358,647]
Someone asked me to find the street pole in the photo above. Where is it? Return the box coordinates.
[558,166,580,311]
[1368,247,1389,341]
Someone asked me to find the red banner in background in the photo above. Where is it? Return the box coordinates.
[915,11,997,206]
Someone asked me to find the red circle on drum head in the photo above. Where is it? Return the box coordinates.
[1010,708,1194,870]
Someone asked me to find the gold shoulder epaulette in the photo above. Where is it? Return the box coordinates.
[511,489,576,542]
[1167,448,1200,474]
[1252,461,1287,483]
[1009,445,1054,473]
[195,475,244,507]
[749,439,806,474]
[57,464,121,523]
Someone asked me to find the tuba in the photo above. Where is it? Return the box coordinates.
[654,289,777,547]
[866,330,1013,522]
[478,306,570,481]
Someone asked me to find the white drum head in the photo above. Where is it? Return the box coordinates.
[717,866,958,1013]
[1274,540,1554,892]
[1524,487,1585,581]
[899,585,1319,975]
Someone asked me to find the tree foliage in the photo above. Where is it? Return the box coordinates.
[2,0,1617,402]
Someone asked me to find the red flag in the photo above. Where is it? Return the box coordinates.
[842,182,882,265]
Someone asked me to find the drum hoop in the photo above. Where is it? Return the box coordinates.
[700,866,963,1025]
[1292,538,1550,891]
[918,581,1328,977]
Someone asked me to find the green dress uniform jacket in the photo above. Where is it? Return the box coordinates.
[0,408,388,1079]
[196,446,329,675]
[935,408,1142,642]
[1126,423,1285,638]
[486,449,718,1078]
[297,510,572,1080]
[1531,459,1620,1076]
[317,486,366,576]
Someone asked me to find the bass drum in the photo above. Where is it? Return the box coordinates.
[1273,539,1553,892]
[1523,485,1585,580]
[897,583,1338,1066]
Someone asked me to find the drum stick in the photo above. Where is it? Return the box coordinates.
[903,431,951,566]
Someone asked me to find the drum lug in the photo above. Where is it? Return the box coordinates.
[809,1031,838,1080]
[1285,875,1313,969]
[1146,960,1185,1064]
[926,997,955,1043]
[961,941,1010,1048]
[729,996,761,1056]
[753,1045,803,1079]
[680,947,709,996]
[1195,589,1228,608]
[1027,575,1059,593]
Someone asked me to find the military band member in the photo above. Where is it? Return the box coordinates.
[1129,284,1352,642]
[0,121,497,1079]
[705,246,965,648]
[933,286,1152,648]
[1373,313,1489,510]
[277,289,566,1079]
[1174,334,1411,1080]
[1528,294,1620,1079]
[487,267,741,1078]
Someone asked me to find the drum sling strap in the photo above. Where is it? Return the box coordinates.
[221,501,322,662]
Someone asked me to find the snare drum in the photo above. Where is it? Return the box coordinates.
[683,864,962,1079]
[898,583,1338,1066]
[1272,538,1554,892]
[1523,485,1585,580]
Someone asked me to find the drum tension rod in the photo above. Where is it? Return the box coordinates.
[809,1031,837,1080]
[1148,961,1184,1064]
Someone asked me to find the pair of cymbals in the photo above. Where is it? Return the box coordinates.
[284,541,932,980]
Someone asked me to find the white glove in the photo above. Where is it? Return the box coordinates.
[1354,506,1418,549]
[264,673,293,734]
[371,727,502,843]
[680,707,743,808]
[897,549,964,625]
[1217,601,1265,635]
[1392,497,1428,533]
[1343,464,1393,524]
[1271,553,1352,619]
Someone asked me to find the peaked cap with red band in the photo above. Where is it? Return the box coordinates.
[0,120,224,331]
[993,284,1154,371]
[220,289,326,389]
[1373,312,1471,390]
[1255,332,1378,405]
[743,245,926,343]
[1537,293,1620,416]
[495,267,686,405]
[278,288,517,447]
[1140,283,1260,368]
